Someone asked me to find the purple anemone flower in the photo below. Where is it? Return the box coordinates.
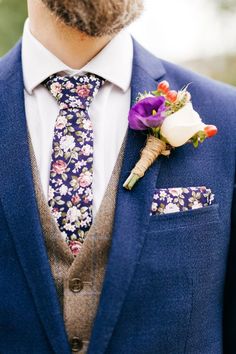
[128,96,166,130]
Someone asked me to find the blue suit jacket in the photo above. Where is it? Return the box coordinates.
[0,40,235,354]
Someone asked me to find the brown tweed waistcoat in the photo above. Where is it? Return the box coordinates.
[29,138,125,353]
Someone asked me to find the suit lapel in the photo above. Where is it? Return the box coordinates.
[88,40,166,354]
[0,43,70,354]
[0,39,167,354]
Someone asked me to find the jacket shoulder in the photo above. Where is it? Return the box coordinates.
[162,59,236,99]
[0,40,22,82]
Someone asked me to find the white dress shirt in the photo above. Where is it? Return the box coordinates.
[22,19,133,216]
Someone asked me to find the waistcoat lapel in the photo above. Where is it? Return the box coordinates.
[0,43,71,354]
[88,40,167,354]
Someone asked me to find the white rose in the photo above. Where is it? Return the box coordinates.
[163,203,180,214]
[50,82,62,96]
[56,115,67,129]
[83,119,93,130]
[160,103,206,147]
[81,144,93,156]
[48,186,55,200]
[59,185,68,196]
[191,201,203,209]
[66,206,81,223]
[60,135,75,152]
[52,210,62,220]
[64,223,76,232]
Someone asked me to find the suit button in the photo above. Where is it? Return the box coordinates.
[71,337,83,352]
[69,278,83,293]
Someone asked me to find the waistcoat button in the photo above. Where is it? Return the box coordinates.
[71,337,83,352]
[69,278,83,293]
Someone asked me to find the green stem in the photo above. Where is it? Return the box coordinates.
[123,173,140,190]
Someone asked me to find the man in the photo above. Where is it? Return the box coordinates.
[0,0,235,353]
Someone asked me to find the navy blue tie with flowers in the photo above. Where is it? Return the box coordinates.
[44,73,105,256]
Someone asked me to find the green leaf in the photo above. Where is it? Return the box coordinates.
[151,90,160,96]
[68,126,75,133]
[193,139,199,148]
[80,207,88,213]
[71,152,79,160]
[56,200,65,206]
[62,173,68,181]
[65,152,71,160]
[67,201,73,208]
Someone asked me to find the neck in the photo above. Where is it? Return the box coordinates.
[27,0,112,69]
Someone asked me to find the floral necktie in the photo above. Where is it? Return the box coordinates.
[43,73,105,256]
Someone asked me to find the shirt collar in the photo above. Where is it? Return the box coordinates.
[22,19,133,94]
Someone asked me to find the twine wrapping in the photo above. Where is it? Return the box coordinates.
[123,135,170,190]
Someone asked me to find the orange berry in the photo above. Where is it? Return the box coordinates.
[157,80,170,94]
[204,125,218,138]
[166,90,178,103]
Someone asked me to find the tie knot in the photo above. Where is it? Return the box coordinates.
[43,73,105,110]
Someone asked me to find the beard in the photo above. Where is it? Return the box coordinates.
[41,0,144,37]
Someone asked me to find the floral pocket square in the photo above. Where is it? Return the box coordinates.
[150,186,215,215]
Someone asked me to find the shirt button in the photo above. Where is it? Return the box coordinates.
[71,337,83,352]
[69,278,83,293]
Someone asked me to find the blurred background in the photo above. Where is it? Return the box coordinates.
[0,0,236,85]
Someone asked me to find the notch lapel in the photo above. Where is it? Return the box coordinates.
[0,43,70,354]
[88,40,166,353]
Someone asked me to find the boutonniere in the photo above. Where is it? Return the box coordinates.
[123,80,218,190]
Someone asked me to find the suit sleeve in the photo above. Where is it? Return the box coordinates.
[223,174,236,353]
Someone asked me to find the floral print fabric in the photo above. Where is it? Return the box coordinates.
[44,73,105,256]
[150,186,214,215]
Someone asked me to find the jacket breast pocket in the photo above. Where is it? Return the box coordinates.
[145,203,224,277]
[130,203,227,351]
[148,203,221,232]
